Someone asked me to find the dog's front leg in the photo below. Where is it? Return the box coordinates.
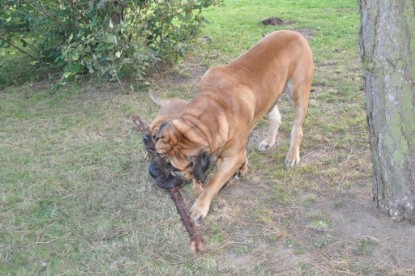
[190,155,244,224]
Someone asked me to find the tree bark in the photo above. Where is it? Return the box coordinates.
[359,0,415,222]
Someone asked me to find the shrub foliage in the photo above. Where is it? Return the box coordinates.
[0,0,219,81]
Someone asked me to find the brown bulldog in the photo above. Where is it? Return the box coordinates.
[154,30,314,224]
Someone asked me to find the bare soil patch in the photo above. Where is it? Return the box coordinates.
[203,123,415,273]
[262,17,295,26]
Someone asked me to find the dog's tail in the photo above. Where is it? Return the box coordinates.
[149,90,164,106]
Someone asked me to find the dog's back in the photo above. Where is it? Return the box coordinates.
[149,90,188,117]
[149,91,189,136]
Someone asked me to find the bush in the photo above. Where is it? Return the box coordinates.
[0,0,219,82]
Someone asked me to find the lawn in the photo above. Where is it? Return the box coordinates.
[1,0,415,274]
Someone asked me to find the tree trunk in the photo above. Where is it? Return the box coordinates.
[359,0,415,222]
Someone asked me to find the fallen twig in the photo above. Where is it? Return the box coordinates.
[169,186,205,253]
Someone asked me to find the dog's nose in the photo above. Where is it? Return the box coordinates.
[148,163,160,179]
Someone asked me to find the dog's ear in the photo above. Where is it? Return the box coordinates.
[155,121,170,142]
[192,151,213,182]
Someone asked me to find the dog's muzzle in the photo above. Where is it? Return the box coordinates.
[148,155,185,190]
[142,133,185,189]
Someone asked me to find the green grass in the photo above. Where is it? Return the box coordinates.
[2,0,415,274]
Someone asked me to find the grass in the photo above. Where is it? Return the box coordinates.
[2,0,415,274]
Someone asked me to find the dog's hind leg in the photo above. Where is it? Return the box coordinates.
[258,104,282,151]
[285,79,311,167]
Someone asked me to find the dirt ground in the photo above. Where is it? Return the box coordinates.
[198,128,415,274]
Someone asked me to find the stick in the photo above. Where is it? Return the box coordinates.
[169,186,205,253]
[132,114,155,156]
[132,114,151,134]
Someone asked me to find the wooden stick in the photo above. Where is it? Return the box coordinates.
[169,186,205,253]
[132,114,151,134]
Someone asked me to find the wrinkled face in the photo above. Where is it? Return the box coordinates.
[160,151,195,181]
[155,121,213,183]
[155,122,199,181]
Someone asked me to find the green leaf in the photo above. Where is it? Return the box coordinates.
[105,34,117,44]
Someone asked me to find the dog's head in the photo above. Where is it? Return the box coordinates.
[133,113,190,189]
[155,120,213,183]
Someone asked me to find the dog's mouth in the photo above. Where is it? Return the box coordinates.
[148,155,186,189]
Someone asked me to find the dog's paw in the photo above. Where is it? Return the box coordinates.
[190,200,210,225]
[258,140,274,151]
[240,160,249,175]
[192,180,204,193]
[233,161,248,180]
[285,155,300,167]
[233,172,242,181]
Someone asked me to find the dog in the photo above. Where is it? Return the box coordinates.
[148,91,210,192]
[153,30,314,224]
